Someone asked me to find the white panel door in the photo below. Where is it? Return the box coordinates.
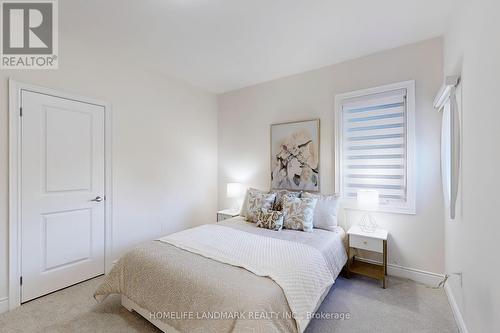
[21,90,105,302]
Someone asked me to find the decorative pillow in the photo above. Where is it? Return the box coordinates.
[281,196,318,232]
[256,210,284,231]
[240,188,268,217]
[302,192,341,231]
[272,190,302,211]
[245,192,277,223]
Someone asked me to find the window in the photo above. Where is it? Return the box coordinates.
[335,81,416,214]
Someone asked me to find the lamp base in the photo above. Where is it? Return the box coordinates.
[230,198,243,211]
[358,213,378,233]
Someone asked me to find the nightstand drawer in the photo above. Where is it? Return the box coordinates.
[350,234,383,253]
[217,214,232,222]
[217,209,240,222]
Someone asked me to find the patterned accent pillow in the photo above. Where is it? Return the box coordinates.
[282,196,318,232]
[302,192,341,231]
[245,192,277,223]
[256,210,284,231]
[240,188,268,217]
[272,190,302,211]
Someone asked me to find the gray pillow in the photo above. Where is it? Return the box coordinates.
[302,192,341,231]
[281,196,318,232]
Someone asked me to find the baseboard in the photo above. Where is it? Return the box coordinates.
[445,283,469,333]
[355,257,445,286]
[0,297,8,314]
[387,263,444,286]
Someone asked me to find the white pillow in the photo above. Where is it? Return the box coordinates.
[302,192,341,231]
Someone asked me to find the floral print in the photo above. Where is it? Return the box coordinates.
[282,196,318,232]
[256,210,284,231]
[272,190,302,211]
[271,121,320,191]
[245,192,277,223]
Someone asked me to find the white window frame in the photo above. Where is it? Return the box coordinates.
[335,80,416,214]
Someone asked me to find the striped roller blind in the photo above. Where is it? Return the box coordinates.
[341,89,407,203]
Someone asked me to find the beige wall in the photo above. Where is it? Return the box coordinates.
[218,38,444,275]
[0,41,218,303]
[443,0,500,331]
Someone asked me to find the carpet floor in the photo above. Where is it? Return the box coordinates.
[0,275,457,333]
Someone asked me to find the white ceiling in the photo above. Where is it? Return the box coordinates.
[63,0,453,93]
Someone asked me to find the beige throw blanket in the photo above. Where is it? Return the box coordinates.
[158,224,334,333]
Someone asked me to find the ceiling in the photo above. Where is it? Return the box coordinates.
[63,0,453,93]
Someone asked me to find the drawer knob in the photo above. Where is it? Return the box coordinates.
[363,241,367,245]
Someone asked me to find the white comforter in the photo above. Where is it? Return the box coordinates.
[159,224,335,332]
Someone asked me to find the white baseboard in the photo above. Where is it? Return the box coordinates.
[355,258,468,332]
[355,257,445,286]
[387,263,444,286]
[445,283,469,333]
[0,297,8,314]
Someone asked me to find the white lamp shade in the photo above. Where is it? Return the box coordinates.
[227,183,244,198]
[357,190,379,211]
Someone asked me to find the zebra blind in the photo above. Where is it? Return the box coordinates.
[341,89,407,204]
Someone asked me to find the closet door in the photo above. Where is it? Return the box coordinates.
[21,90,105,302]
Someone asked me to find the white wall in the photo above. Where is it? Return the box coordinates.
[0,33,218,306]
[218,38,445,276]
[443,0,500,332]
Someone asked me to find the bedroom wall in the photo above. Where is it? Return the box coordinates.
[443,0,500,331]
[0,26,218,310]
[218,38,445,278]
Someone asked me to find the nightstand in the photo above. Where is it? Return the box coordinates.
[216,208,240,222]
[347,225,388,288]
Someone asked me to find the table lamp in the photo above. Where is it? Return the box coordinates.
[227,183,245,210]
[357,189,379,233]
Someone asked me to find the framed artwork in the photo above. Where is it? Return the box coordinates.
[270,119,320,191]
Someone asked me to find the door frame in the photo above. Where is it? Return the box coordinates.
[8,79,113,310]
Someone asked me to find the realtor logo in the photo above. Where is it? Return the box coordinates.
[1,0,58,69]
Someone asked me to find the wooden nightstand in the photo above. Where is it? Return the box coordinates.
[347,225,388,288]
[216,208,240,222]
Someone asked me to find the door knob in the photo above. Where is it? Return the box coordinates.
[90,196,103,203]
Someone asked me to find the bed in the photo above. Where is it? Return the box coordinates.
[94,216,347,333]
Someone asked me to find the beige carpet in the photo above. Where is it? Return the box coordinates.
[0,275,457,333]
